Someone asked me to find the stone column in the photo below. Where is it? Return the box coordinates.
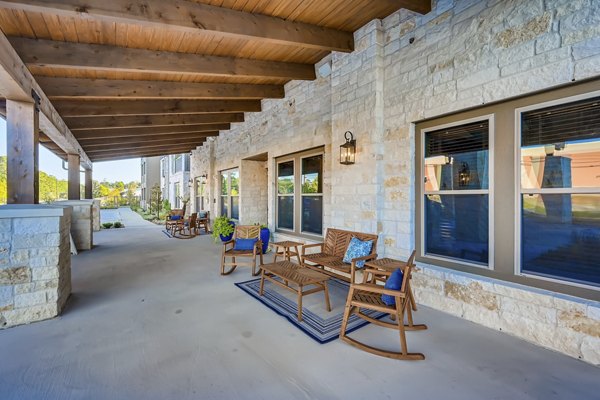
[53,200,94,251]
[6,100,39,204]
[0,205,72,328]
[68,154,81,200]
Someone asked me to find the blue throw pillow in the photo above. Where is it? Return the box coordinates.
[381,268,404,306]
[233,238,258,251]
[342,237,374,268]
[170,215,182,220]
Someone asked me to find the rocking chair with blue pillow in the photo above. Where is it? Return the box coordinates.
[340,251,427,360]
[220,225,263,276]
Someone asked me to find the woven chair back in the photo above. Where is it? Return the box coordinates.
[322,228,378,257]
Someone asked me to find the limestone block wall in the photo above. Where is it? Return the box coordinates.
[239,159,268,225]
[190,0,600,364]
[54,200,93,251]
[0,205,72,328]
[412,265,600,365]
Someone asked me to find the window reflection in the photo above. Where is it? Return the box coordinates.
[522,194,600,286]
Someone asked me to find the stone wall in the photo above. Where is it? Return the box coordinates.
[190,0,600,364]
[54,200,93,251]
[0,205,72,328]
[239,159,268,225]
[412,265,600,365]
[92,199,100,232]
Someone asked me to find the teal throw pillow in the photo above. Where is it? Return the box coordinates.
[342,237,373,268]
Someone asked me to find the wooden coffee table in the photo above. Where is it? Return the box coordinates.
[259,260,331,322]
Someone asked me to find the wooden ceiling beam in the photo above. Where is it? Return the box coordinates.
[65,113,244,130]
[89,145,199,160]
[54,99,261,117]
[92,148,195,162]
[83,139,207,153]
[74,125,224,140]
[38,77,285,100]
[11,38,315,81]
[0,30,91,169]
[0,0,353,52]
[79,133,217,146]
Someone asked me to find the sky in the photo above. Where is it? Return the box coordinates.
[0,118,142,183]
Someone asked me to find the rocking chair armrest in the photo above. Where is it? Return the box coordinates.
[301,242,323,255]
[349,253,378,284]
[351,283,407,298]
[222,240,235,249]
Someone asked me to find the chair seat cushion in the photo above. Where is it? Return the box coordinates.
[381,268,403,306]
[233,238,258,251]
[342,237,374,268]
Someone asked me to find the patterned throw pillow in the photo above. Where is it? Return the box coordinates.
[198,211,208,218]
[381,268,404,306]
[342,237,374,268]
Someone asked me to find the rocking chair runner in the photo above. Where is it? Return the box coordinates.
[340,251,427,360]
[220,225,263,276]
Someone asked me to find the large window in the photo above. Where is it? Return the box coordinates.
[422,117,493,267]
[220,169,239,220]
[518,94,600,288]
[276,150,323,236]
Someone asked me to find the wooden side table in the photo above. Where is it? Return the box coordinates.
[271,240,303,264]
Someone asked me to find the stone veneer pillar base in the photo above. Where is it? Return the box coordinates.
[92,200,101,232]
[53,200,94,251]
[0,205,72,328]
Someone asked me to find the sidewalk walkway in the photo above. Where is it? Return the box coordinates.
[0,209,598,399]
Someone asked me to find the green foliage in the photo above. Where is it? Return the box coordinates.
[113,221,123,228]
[102,222,114,229]
[149,184,163,218]
[212,215,234,243]
[162,199,171,212]
[0,156,141,206]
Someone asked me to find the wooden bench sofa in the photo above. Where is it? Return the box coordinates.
[301,228,378,282]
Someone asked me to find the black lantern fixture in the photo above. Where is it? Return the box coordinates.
[340,131,356,165]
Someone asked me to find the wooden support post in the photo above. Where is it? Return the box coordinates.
[68,154,81,200]
[6,100,39,204]
[84,169,93,199]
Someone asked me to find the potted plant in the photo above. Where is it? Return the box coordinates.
[212,215,235,242]
[255,223,271,254]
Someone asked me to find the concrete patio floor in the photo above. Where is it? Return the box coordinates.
[1,209,598,400]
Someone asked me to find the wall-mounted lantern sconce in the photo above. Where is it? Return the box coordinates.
[340,131,356,165]
[199,173,208,185]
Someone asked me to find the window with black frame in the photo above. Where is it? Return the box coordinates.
[519,95,600,288]
[423,118,491,266]
[276,150,323,236]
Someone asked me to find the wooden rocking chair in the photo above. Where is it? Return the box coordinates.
[339,252,427,360]
[173,213,198,238]
[220,225,263,276]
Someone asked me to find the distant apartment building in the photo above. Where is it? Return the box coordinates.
[160,154,191,211]
[140,156,161,211]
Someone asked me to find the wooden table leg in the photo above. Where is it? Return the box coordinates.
[293,245,301,264]
[297,286,303,322]
[323,282,331,312]
[259,270,266,296]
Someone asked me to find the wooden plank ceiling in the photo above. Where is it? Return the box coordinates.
[0,0,430,162]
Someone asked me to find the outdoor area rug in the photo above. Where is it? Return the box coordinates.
[235,277,386,344]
